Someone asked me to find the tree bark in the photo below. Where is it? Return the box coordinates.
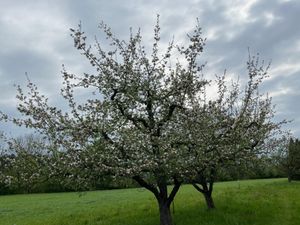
[203,191,215,209]
[158,201,173,225]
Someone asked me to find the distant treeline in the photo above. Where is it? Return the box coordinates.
[0,137,290,194]
[0,135,299,195]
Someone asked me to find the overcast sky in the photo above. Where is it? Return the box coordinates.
[0,0,299,137]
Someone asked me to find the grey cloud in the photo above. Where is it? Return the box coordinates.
[0,0,299,137]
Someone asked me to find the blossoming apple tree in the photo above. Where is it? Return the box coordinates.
[178,56,286,209]
[0,17,286,224]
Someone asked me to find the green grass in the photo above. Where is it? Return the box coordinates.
[0,178,299,225]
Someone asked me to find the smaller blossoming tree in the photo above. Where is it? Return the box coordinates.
[178,55,287,209]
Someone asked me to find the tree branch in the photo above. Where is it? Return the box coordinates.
[133,175,159,199]
[192,182,205,194]
[158,104,183,127]
[114,98,149,129]
[167,177,182,206]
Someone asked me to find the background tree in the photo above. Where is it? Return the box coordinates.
[287,138,300,181]
[2,134,55,193]
[0,156,10,194]
[0,133,137,194]
[0,132,13,194]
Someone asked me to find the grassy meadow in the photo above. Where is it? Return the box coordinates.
[0,178,299,225]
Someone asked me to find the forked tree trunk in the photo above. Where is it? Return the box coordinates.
[193,180,215,209]
[133,175,181,225]
[203,190,215,209]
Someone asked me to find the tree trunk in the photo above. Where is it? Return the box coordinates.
[192,180,215,209]
[158,201,173,225]
[133,175,181,225]
[203,191,215,209]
